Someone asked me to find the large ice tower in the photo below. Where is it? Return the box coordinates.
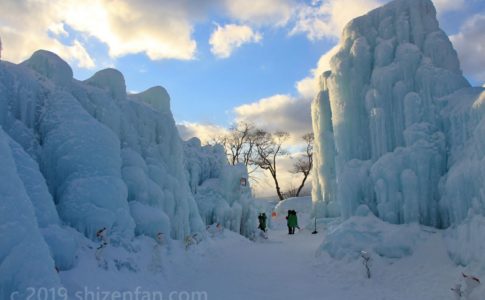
[311,0,485,228]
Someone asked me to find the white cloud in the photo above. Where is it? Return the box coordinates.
[223,0,295,26]
[58,0,200,61]
[296,45,340,99]
[48,23,68,37]
[209,24,262,58]
[450,14,485,83]
[0,1,95,68]
[66,40,96,68]
[177,122,228,144]
[290,0,382,41]
[0,0,212,67]
[234,94,312,144]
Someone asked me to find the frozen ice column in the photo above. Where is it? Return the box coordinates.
[311,71,339,218]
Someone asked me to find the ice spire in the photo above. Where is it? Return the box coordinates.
[311,0,477,227]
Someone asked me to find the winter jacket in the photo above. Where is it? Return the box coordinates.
[287,214,298,227]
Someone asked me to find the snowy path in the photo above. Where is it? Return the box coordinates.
[168,227,323,300]
[165,218,463,300]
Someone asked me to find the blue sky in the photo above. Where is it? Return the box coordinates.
[66,11,335,127]
[118,28,331,125]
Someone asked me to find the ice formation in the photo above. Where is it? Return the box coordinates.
[184,138,257,238]
[0,128,63,299]
[0,50,256,295]
[312,0,485,230]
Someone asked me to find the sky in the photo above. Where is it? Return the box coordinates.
[1,0,484,196]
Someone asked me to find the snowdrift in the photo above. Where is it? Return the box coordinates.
[319,205,429,260]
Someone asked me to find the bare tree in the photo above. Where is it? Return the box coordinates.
[241,128,257,167]
[208,122,259,173]
[220,122,255,166]
[291,133,314,197]
[252,130,289,201]
[211,124,305,200]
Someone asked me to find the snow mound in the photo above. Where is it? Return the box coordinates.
[275,196,313,216]
[445,214,485,270]
[319,205,429,260]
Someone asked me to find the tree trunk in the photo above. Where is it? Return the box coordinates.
[272,172,284,201]
[295,172,309,197]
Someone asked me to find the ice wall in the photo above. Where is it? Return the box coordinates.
[184,138,258,238]
[74,68,204,239]
[8,136,78,271]
[439,88,485,227]
[0,48,213,284]
[312,0,485,228]
[0,56,79,277]
[41,89,135,240]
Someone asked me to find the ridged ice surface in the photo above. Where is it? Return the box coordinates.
[184,138,257,238]
[0,50,254,295]
[312,0,485,229]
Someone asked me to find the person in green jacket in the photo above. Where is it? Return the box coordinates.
[287,210,299,234]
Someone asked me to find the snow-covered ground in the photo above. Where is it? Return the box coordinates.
[58,209,482,300]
